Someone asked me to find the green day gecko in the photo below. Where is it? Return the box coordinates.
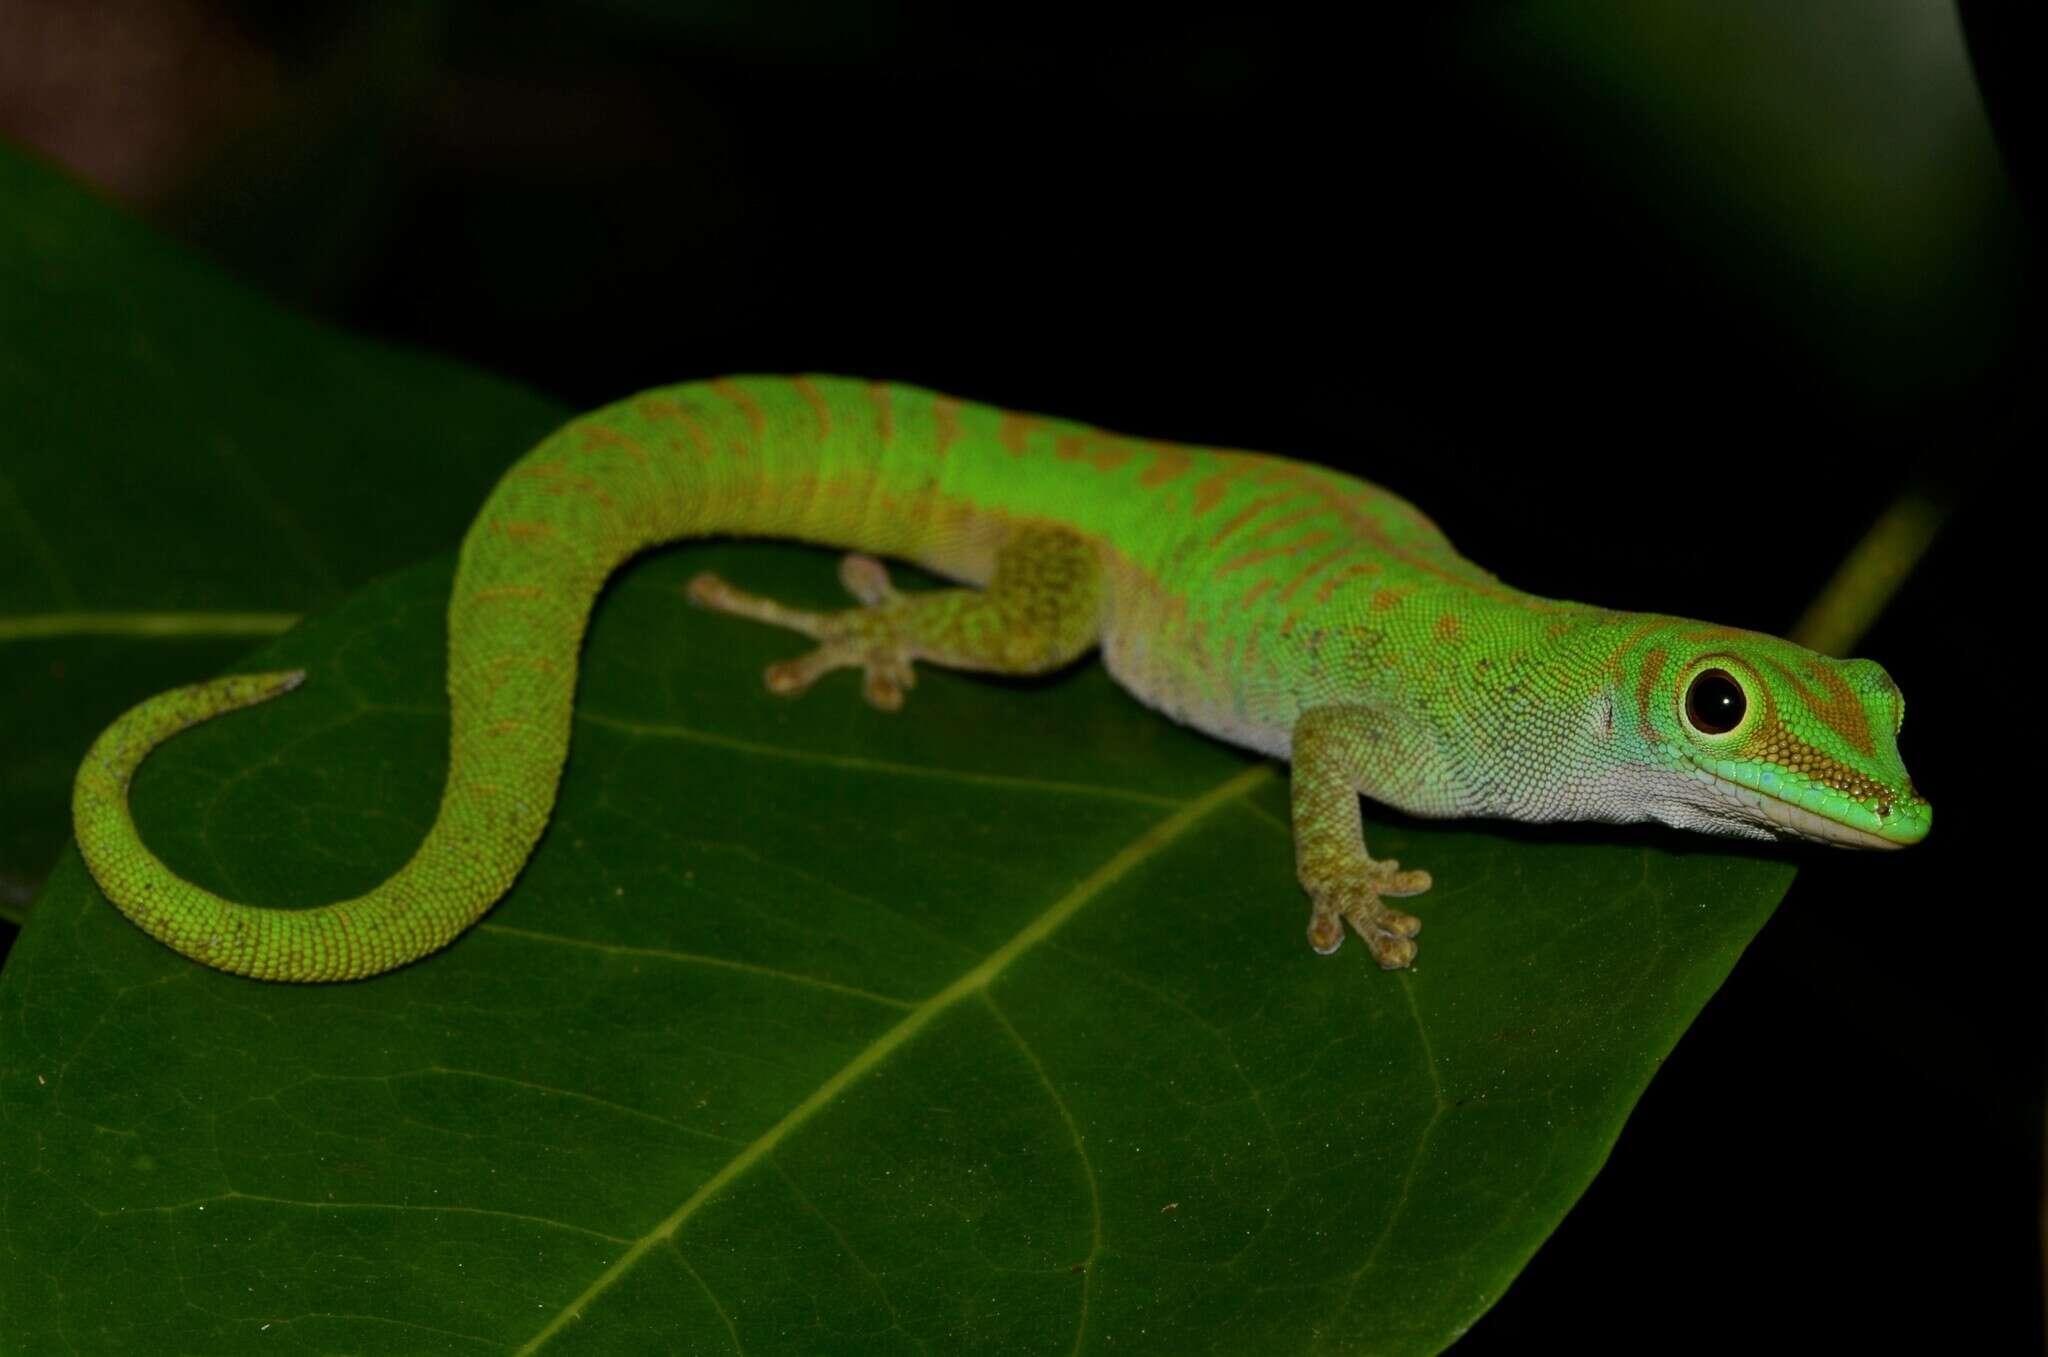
[71,375,1929,982]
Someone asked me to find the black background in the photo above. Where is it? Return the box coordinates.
[3,2,2040,1349]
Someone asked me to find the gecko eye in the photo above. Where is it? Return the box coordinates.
[1683,668,1747,736]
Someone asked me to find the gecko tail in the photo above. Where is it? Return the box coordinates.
[70,375,945,982]
[71,668,518,982]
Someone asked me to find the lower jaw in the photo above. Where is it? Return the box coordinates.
[1707,776,1904,850]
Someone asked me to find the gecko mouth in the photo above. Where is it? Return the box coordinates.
[1698,770,1916,850]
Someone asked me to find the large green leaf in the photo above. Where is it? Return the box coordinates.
[0,126,1799,1357]
[1,533,1793,1353]
[0,144,568,901]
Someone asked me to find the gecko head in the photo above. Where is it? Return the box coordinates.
[1629,631,1929,849]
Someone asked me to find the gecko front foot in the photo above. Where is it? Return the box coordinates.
[1303,860,1433,969]
[687,554,919,711]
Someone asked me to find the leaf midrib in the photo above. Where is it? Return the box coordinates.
[511,761,1276,1355]
[0,611,301,641]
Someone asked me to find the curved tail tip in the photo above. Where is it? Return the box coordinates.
[243,669,306,697]
[227,669,306,706]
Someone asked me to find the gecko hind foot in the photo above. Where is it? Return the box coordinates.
[1304,861,1434,969]
[687,556,918,711]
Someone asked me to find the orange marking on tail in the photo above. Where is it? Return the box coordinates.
[564,473,617,510]
[932,395,962,457]
[513,457,570,482]
[866,382,895,445]
[636,398,715,458]
[1219,531,1334,576]
[792,377,833,438]
[711,378,768,441]
[487,719,525,736]
[578,423,650,466]
[498,520,554,543]
[472,586,547,603]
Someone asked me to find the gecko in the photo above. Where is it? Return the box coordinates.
[70,375,1929,982]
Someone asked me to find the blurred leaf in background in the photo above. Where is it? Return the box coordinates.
[1465,0,2025,405]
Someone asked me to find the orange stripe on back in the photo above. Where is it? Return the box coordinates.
[1206,493,1294,549]
[1055,431,1137,472]
[998,412,1038,455]
[1139,441,1193,486]
[932,395,962,457]
[1220,532,1334,575]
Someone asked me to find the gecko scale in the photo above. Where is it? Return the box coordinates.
[72,375,1928,981]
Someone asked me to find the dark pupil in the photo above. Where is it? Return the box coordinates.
[1686,669,1746,735]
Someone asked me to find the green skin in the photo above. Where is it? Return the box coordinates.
[72,375,1929,982]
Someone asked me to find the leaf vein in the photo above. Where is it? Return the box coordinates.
[106,1190,634,1244]
[576,708,1182,806]
[0,611,299,642]
[983,991,1101,1357]
[475,923,917,1010]
[414,1065,748,1145]
[772,1161,906,1334]
[1318,974,1447,1351]
[670,1241,747,1355]
[510,762,1275,1355]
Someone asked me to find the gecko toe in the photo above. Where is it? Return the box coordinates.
[1372,906,1421,939]
[1305,869,1428,968]
[839,553,899,606]
[1364,930,1418,970]
[1382,868,1432,897]
[685,571,731,608]
[762,640,860,696]
[861,656,916,711]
